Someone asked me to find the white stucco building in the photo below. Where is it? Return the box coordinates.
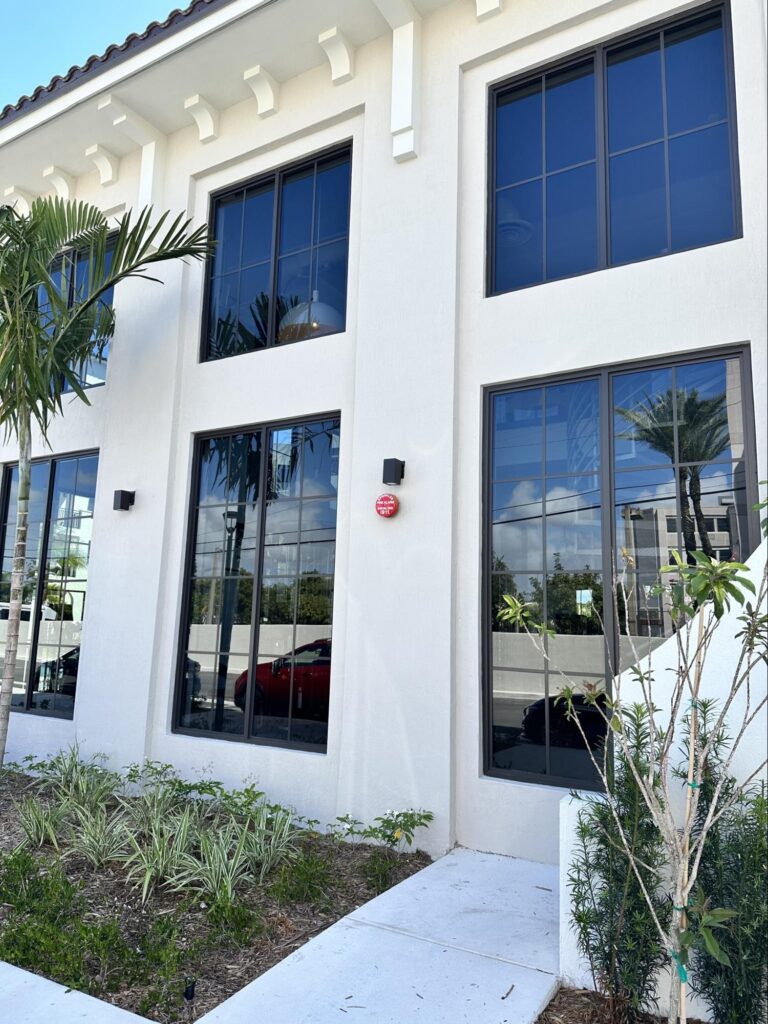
[1,0,766,867]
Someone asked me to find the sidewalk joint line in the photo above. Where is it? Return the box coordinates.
[345,918,557,976]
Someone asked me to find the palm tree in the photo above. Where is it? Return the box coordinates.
[0,197,212,763]
[616,387,730,562]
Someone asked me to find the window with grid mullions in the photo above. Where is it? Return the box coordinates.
[484,349,758,787]
[203,146,351,361]
[0,453,99,718]
[175,416,340,750]
[489,5,740,295]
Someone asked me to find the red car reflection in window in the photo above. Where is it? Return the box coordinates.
[233,639,331,720]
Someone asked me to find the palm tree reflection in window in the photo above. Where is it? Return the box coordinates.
[616,384,732,563]
[207,292,297,360]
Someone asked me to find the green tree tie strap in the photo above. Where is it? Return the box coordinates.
[671,951,688,982]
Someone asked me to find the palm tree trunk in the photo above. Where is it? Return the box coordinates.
[688,467,715,558]
[678,467,698,565]
[0,410,31,765]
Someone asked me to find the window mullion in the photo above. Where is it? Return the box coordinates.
[541,74,548,283]
[659,28,673,254]
[595,45,609,269]
[541,386,550,776]
[600,370,617,713]
[26,459,57,711]
[243,428,271,739]
[267,172,282,347]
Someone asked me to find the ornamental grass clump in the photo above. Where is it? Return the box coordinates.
[64,805,130,869]
[16,795,69,851]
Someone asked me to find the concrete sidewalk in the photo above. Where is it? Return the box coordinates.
[199,848,559,1024]
[0,848,560,1024]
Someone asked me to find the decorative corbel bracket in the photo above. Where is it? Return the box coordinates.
[184,94,220,143]
[97,94,166,209]
[372,0,421,161]
[476,0,502,19]
[243,65,279,117]
[2,186,34,215]
[85,144,120,186]
[43,165,75,200]
[318,27,355,84]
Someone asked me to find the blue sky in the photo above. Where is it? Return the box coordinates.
[1,1,177,109]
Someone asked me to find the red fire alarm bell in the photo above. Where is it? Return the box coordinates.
[375,493,399,518]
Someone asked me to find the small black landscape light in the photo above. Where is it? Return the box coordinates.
[382,458,405,486]
[113,489,135,511]
[183,978,196,1003]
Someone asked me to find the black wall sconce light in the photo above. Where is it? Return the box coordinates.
[382,459,405,486]
[113,490,135,511]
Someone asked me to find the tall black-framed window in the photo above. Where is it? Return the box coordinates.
[484,348,759,788]
[489,4,740,295]
[202,145,352,362]
[174,415,340,750]
[0,452,99,718]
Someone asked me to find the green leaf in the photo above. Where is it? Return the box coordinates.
[700,926,732,967]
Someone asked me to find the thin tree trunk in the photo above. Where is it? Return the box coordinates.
[688,467,715,558]
[0,411,31,765]
[667,968,681,1024]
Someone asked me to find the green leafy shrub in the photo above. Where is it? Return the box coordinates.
[568,705,670,1024]
[364,847,398,894]
[328,808,434,850]
[692,779,768,1023]
[208,899,263,944]
[272,850,332,907]
[0,848,80,918]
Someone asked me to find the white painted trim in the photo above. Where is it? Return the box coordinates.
[42,165,75,200]
[243,65,280,117]
[318,27,355,84]
[84,144,120,186]
[184,94,220,143]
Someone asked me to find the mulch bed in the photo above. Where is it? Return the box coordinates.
[537,987,706,1023]
[0,772,429,1022]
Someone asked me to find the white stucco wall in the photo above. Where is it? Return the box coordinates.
[1,0,766,864]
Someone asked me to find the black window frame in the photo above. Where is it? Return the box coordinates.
[486,1,742,297]
[172,411,341,753]
[51,234,117,391]
[0,448,100,720]
[481,344,760,790]
[200,142,353,363]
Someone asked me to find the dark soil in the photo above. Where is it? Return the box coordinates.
[0,772,430,1022]
[537,987,707,1024]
